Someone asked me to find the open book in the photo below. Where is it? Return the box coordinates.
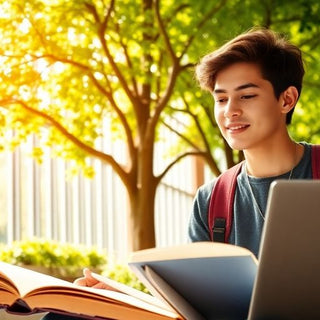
[129,242,258,320]
[0,242,257,320]
[0,261,180,320]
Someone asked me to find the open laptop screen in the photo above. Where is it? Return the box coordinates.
[248,180,320,319]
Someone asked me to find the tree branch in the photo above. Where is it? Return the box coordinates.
[155,150,207,183]
[152,64,180,127]
[180,0,228,57]
[120,36,139,97]
[88,1,138,106]
[162,120,201,151]
[28,53,136,162]
[0,98,130,183]
[154,0,178,63]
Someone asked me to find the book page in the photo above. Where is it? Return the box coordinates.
[130,242,258,263]
[26,288,181,319]
[0,262,73,297]
[0,262,181,319]
[91,272,175,312]
[0,270,20,296]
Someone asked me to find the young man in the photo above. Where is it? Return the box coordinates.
[188,28,314,257]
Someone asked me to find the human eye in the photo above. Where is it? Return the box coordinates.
[214,96,228,104]
[240,94,257,100]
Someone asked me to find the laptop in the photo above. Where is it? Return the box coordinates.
[248,180,320,319]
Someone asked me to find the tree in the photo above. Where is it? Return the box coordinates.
[0,0,229,250]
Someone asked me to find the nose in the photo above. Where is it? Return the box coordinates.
[224,99,241,118]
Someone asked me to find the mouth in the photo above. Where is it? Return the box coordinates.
[226,124,250,133]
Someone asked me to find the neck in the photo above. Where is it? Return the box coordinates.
[244,140,304,178]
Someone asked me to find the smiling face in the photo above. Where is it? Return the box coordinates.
[213,62,290,152]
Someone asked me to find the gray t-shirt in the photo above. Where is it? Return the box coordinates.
[188,142,313,257]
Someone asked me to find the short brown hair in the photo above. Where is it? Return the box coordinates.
[195,28,305,124]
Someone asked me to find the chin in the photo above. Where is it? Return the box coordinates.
[225,140,246,151]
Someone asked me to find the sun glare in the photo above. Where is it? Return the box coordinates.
[67,28,77,42]
[52,62,66,74]
[0,2,10,19]
[18,18,31,34]
[114,52,126,64]
[19,85,32,100]
[34,58,49,73]
[37,88,52,109]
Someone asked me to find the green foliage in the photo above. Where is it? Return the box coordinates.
[103,263,148,293]
[0,238,147,291]
[1,0,320,171]
[0,238,107,280]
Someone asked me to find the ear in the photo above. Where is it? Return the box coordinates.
[280,86,299,115]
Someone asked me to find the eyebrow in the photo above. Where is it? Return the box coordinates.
[213,82,259,94]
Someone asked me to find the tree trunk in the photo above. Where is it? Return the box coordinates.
[128,181,157,251]
[126,128,158,251]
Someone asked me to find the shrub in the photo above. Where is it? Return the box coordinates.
[0,238,147,292]
[103,263,148,293]
[0,238,107,281]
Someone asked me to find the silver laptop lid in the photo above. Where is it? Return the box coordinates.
[248,180,320,319]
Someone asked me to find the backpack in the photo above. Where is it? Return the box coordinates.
[208,145,320,242]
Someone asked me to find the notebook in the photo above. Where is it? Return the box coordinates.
[248,179,320,319]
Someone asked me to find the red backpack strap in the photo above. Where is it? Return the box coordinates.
[208,162,243,242]
[311,145,320,179]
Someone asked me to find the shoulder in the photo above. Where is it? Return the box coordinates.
[195,179,216,203]
[300,141,314,151]
[195,162,243,201]
[300,142,316,161]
